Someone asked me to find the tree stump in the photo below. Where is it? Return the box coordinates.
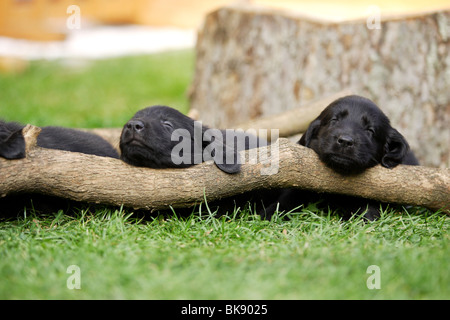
[189,4,450,168]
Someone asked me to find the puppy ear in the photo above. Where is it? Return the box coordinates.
[203,129,242,174]
[0,129,26,159]
[381,128,409,168]
[215,160,241,174]
[210,141,242,174]
[298,119,321,146]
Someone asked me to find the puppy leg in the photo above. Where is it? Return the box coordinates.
[259,189,309,220]
[335,195,381,221]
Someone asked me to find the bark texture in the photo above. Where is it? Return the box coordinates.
[0,125,448,213]
[189,5,450,167]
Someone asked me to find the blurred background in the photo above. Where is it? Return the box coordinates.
[0,0,449,152]
[2,0,450,42]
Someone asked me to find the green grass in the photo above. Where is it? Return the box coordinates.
[0,206,448,299]
[0,50,449,299]
[0,50,193,128]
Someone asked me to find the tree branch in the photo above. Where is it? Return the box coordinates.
[0,125,448,214]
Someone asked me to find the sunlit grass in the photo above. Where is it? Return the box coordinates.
[0,49,194,128]
[0,205,447,299]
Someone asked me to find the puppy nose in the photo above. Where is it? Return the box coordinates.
[126,120,145,133]
[337,135,354,147]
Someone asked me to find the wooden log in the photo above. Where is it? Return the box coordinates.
[189,5,450,168]
[1,125,448,213]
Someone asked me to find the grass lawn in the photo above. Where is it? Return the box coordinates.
[0,50,193,128]
[0,50,449,300]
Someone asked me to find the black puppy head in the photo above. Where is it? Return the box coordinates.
[0,120,26,160]
[299,95,411,174]
[120,106,240,173]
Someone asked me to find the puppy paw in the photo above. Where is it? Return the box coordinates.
[258,203,279,220]
[363,206,381,221]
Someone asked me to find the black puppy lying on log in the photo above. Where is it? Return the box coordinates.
[0,120,119,160]
[0,120,119,217]
[263,95,419,220]
[120,105,267,173]
[120,105,271,214]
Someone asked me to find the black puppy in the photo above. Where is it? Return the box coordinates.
[299,95,418,174]
[120,105,266,173]
[263,95,419,220]
[0,120,119,159]
[120,106,272,216]
[0,120,119,217]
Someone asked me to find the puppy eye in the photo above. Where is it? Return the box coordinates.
[366,128,375,136]
[329,118,338,125]
[161,120,173,129]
